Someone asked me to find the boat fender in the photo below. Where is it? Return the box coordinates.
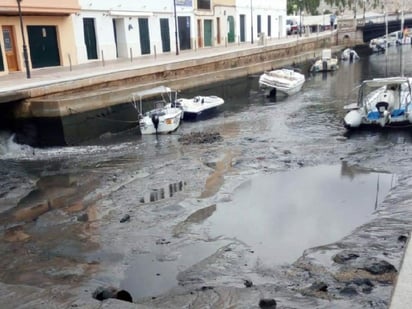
[344,110,362,128]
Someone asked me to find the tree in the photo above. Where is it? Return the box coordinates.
[287,0,321,16]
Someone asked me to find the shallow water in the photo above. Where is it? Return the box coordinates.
[207,164,395,266]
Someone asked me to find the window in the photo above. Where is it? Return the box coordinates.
[197,0,210,10]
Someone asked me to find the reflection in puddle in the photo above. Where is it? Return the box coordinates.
[121,240,226,299]
[139,181,186,204]
[207,164,395,266]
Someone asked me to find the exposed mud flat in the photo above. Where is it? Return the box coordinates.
[2,48,412,308]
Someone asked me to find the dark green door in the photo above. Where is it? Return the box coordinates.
[139,18,150,55]
[83,18,98,60]
[178,16,191,50]
[160,18,170,52]
[204,20,212,47]
[0,43,4,71]
[240,15,246,42]
[27,26,60,68]
[227,16,235,43]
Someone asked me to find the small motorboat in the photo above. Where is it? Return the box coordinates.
[258,68,305,96]
[310,49,339,73]
[343,77,412,130]
[369,38,386,53]
[173,95,225,120]
[341,48,359,61]
[131,86,183,134]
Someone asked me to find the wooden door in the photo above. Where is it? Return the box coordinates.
[2,26,18,71]
[197,19,202,48]
[204,20,212,47]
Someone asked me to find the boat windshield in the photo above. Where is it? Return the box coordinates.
[359,78,412,110]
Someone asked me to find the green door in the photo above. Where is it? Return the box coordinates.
[178,16,191,50]
[160,18,170,52]
[83,18,98,60]
[227,16,235,43]
[204,20,212,47]
[240,15,246,42]
[139,18,150,55]
[27,26,60,68]
[0,43,4,71]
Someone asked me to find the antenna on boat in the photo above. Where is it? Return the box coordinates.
[385,8,388,77]
[400,0,405,77]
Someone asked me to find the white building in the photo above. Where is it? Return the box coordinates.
[73,1,287,64]
[236,0,287,43]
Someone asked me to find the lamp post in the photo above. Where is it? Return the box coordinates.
[17,0,30,78]
[173,0,179,55]
[250,0,253,44]
[363,0,366,24]
[323,10,325,31]
[299,0,302,37]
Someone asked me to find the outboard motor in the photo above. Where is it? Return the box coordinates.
[349,51,354,62]
[151,114,160,134]
[322,60,328,71]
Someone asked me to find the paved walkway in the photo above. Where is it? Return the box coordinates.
[390,236,412,308]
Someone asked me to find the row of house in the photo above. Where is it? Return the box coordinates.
[0,0,287,76]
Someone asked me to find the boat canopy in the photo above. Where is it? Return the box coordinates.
[131,86,173,100]
[362,77,411,88]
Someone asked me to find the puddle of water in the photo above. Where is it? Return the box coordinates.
[206,164,395,266]
[121,240,227,299]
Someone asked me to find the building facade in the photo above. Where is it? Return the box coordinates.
[0,0,287,74]
[0,0,80,75]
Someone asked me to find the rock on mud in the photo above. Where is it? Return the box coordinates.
[178,131,222,145]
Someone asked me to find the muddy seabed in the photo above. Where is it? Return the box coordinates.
[2,53,412,308]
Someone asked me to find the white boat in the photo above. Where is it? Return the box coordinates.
[369,38,386,53]
[343,77,412,130]
[173,95,225,120]
[310,49,339,73]
[341,48,359,61]
[258,68,305,96]
[131,86,183,134]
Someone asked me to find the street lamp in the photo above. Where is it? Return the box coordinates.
[250,0,253,44]
[173,0,179,55]
[299,0,302,37]
[17,0,30,78]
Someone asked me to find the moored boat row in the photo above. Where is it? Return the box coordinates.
[131,86,225,135]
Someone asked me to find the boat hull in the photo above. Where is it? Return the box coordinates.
[258,69,305,96]
[140,109,182,134]
[175,96,224,120]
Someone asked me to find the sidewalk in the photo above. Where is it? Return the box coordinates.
[390,236,412,308]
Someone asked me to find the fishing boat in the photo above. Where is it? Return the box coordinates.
[173,95,225,120]
[258,68,305,96]
[131,86,183,134]
[343,77,412,130]
[310,49,339,73]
